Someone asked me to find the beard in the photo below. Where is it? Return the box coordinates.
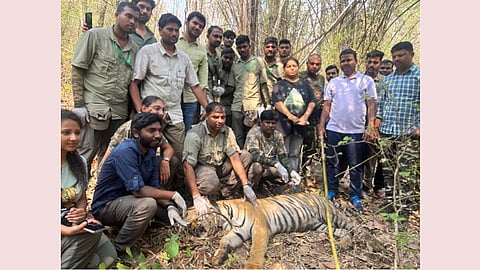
[139,136,159,149]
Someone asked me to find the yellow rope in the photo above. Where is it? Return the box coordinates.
[319,135,340,270]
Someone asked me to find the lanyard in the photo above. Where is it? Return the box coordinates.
[241,60,255,72]
[113,42,131,66]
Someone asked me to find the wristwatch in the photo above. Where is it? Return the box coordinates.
[162,157,170,162]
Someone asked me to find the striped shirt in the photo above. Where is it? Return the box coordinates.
[377,64,420,135]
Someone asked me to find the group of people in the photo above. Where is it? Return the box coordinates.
[61,0,419,268]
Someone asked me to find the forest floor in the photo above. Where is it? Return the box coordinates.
[86,156,420,270]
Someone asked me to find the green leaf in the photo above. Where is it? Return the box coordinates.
[98,262,106,269]
[138,252,146,263]
[166,241,179,259]
[139,262,147,269]
[185,247,192,257]
[125,246,133,259]
[152,262,163,269]
[116,262,130,269]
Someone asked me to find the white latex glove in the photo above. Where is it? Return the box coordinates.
[289,170,302,186]
[242,184,258,206]
[212,86,225,97]
[274,162,289,183]
[171,191,187,217]
[73,107,89,126]
[193,194,209,217]
[167,205,188,226]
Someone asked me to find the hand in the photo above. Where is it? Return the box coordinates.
[242,184,258,206]
[66,207,87,224]
[73,107,89,126]
[171,191,187,217]
[159,160,171,184]
[274,162,289,183]
[212,86,225,97]
[193,194,209,217]
[289,170,302,186]
[81,22,89,33]
[167,206,188,226]
[199,106,206,120]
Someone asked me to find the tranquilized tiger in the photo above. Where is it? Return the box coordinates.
[185,192,383,269]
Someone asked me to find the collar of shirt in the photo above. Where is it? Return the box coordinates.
[236,55,256,64]
[393,63,419,76]
[180,35,199,46]
[109,26,136,51]
[158,42,178,57]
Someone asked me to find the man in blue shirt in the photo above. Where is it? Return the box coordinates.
[91,112,188,257]
[375,41,420,198]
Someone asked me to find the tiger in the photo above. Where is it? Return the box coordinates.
[185,192,382,269]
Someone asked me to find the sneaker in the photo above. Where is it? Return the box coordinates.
[328,191,337,200]
[351,195,363,211]
[375,188,386,198]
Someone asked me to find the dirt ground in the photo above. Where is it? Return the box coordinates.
[86,157,420,270]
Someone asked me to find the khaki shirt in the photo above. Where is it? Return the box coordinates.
[265,59,284,90]
[133,42,199,124]
[130,26,157,49]
[71,26,137,119]
[177,36,208,103]
[206,46,222,97]
[218,67,236,114]
[183,121,240,167]
[231,56,271,111]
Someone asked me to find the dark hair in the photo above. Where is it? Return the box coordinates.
[207,25,223,35]
[61,109,88,192]
[187,11,206,25]
[158,13,181,28]
[325,64,339,73]
[282,56,299,67]
[235,34,250,46]
[264,36,278,46]
[132,0,156,10]
[366,49,384,60]
[260,110,278,121]
[381,59,393,66]
[221,47,235,56]
[339,48,357,61]
[205,102,225,114]
[117,1,140,14]
[391,41,413,53]
[142,96,164,106]
[223,30,236,38]
[131,112,163,133]
[279,38,291,46]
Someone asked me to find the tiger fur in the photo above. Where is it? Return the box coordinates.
[186,192,374,269]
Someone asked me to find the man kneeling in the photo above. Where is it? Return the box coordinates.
[244,110,301,195]
[91,112,188,257]
[183,102,258,216]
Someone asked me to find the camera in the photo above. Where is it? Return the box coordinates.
[61,208,72,226]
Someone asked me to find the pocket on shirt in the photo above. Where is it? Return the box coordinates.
[150,64,170,87]
[175,69,186,90]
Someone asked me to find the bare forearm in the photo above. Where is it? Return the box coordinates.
[192,85,208,109]
[184,161,200,196]
[230,153,248,185]
[132,185,175,201]
[129,80,143,112]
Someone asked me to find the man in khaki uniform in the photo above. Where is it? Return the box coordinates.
[72,2,140,176]
[231,35,272,148]
[183,102,258,216]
